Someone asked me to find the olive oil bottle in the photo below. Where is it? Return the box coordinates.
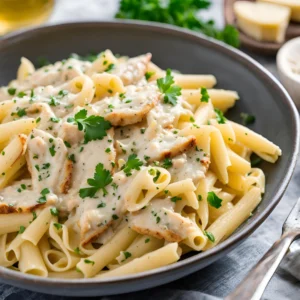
[0,0,54,35]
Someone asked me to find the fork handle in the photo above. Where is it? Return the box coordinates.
[225,231,299,300]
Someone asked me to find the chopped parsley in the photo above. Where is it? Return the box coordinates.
[64,141,71,148]
[145,238,150,243]
[204,231,215,242]
[153,170,161,182]
[207,191,222,208]
[214,108,226,124]
[68,154,76,163]
[8,87,16,95]
[162,158,173,169]
[112,214,119,220]
[84,259,95,265]
[50,207,59,216]
[145,71,155,81]
[105,63,115,72]
[156,216,161,223]
[121,154,143,176]
[53,223,62,230]
[171,196,182,203]
[74,247,81,255]
[37,188,50,204]
[79,163,113,198]
[17,91,26,98]
[250,154,262,167]
[50,117,60,123]
[69,109,112,144]
[58,89,69,97]
[240,113,255,125]
[97,202,106,208]
[198,195,202,201]
[157,69,181,106]
[122,251,132,261]
[140,128,146,134]
[200,87,209,102]
[18,226,26,234]
[49,145,56,157]
[49,96,58,106]
[17,108,27,117]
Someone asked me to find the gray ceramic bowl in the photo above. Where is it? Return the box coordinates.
[0,21,299,297]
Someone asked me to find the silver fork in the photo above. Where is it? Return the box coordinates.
[226,197,300,300]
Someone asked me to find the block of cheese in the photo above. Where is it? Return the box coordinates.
[234,1,291,43]
[259,0,300,22]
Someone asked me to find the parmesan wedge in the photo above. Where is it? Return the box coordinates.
[234,1,291,43]
[259,0,300,22]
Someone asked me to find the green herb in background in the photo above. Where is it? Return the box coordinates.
[115,0,240,48]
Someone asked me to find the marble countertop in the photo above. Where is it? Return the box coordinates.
[1,1,300,299]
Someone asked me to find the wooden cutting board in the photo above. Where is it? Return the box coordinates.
[224,0,300,55]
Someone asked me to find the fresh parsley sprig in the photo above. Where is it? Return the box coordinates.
[68,109,112,144]
[122,154,143,176]
[79,163,113,198]
[207,191,222,208]
[157,69,181,106]
[116,0,240,48]
[214,108,226,124]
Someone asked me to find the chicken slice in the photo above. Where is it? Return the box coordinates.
[26,129,73,195]
[90,84,160,126]
[129,198,199,242]
[58,127,116,212]
[168,147,210,185]
[147,96,193,129]
[116,122,196,163]
[76,170,132,245]
[112,54,151,85]
[9,58,91,91]
[0,179,58,213]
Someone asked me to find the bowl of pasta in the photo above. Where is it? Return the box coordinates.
[0,21,298,296]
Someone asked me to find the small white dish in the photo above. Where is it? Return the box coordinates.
[277,37,300,109]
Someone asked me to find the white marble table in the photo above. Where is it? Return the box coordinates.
[1,1,300,299]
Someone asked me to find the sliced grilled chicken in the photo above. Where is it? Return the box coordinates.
[112,54,152,85]
[0,179,58,214]
[147,96,193,129]
[76,171,132,245]
[116,122,196,163]
[91,84,160,127]
[168,147,210,185]
[129,198,199,242]
[26,129,73,195]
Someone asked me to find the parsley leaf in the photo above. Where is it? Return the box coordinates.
[84,259,95,265]
[122,154,143,176]
[50,207,59,216]
[162,158,173,169]
[214,108,226,124]
[250,154,262,167]
[53,223,62,230]
[8,87,16,95]
[145,71,155,81]
[79,163,113,198]
[17,108,27,117]
[71,109,112,144]
[122,251,132,262]
[240,113,255,125]
[204,230,215,242]
[157,69,181,106]
[18,225,26,234]
[171,196,182,203]
[207,191,222,208]
[200,87,209,102]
